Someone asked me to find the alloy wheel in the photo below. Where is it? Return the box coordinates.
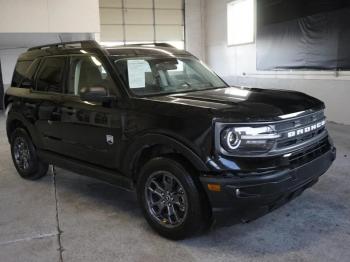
[13,136,31,171]
[145,171,188,228]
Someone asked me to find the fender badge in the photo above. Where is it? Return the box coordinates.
[106,135,114,145]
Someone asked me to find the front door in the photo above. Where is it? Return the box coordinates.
[57,54,123,169]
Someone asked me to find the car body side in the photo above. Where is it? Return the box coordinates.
[4,48,215,187]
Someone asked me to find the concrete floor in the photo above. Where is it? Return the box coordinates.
[0,114,349,262]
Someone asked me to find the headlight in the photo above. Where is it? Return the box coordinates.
[220,126,280,155]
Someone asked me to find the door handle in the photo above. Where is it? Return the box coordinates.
[24,103,36,109]
[51,107,62,121]
[62,107,75,115]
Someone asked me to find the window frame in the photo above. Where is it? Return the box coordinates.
[227,0,255,47]
[33,55,69,94]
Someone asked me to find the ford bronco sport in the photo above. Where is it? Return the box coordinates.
[4,41,336,239]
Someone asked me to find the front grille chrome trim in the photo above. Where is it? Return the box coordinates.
[266,130,328,157]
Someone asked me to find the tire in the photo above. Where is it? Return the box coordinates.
[137,157,210,240]
[10,128,48,180]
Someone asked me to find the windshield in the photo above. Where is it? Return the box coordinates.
[113,57,227,96]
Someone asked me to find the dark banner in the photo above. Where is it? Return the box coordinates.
[256,0,350,70]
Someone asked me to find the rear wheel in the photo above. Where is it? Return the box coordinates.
[10,128,48,180]
[137,157,210,240]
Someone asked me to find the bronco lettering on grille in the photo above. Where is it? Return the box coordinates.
[287,120,326,138]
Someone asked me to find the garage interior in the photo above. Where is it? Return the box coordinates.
[0,0,349,261]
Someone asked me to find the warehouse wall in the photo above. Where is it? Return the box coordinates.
[0,0,100,33]
[185,0,206,60]
[0,0,100,93]
[0,48,26,88]
[203,0,350,125]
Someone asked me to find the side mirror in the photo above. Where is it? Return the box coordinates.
[79,86,114,103]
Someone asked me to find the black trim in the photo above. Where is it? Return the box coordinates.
[38,149,134,190]
[28,40,100,51]
[200,146,336,225]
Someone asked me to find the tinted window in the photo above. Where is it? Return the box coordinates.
[18,59,41,88]
[36,57,66,93]
[12,60,33,87]
[67,55,116,96]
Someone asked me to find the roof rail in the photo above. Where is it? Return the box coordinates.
[28,40,101,51]
[118,43,176,48]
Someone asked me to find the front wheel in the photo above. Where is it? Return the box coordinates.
[10,128,48,180]
[137,157,210,240]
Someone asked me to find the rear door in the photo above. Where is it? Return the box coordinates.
[33,56,67,152]
[57,54,123,169]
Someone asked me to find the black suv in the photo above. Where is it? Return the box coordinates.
[4,41,336,239]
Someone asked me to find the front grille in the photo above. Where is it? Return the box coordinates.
[272,110,326,152]
[276,127,325,148]
[288,136,330,166]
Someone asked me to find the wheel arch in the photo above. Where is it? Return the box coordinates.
[124,133,210,183]
[4,93,13,111]
[6,112,39,146]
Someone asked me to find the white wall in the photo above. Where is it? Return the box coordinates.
[0,0,100,91]
[202,0,350,125]
[0,0,100,33]
[185,0,206,60]
[0,48,27,87]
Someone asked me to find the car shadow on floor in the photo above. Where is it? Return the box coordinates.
[36,166,348,258]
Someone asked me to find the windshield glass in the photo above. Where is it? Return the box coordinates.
[113,57,227,96]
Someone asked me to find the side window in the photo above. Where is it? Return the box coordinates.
[19,59,41,88]
[36,57,66,93]
[67,55,116,96]
[11,60,33,87]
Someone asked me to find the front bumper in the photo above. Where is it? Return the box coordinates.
[200,146,336,225]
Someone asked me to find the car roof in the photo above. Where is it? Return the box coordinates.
[106,46,192,58]
[17,41,194,61]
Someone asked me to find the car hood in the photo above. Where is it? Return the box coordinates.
[144,87,324,122]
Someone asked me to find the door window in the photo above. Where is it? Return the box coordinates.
[36,57,66,93]
[67,55,116,96]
